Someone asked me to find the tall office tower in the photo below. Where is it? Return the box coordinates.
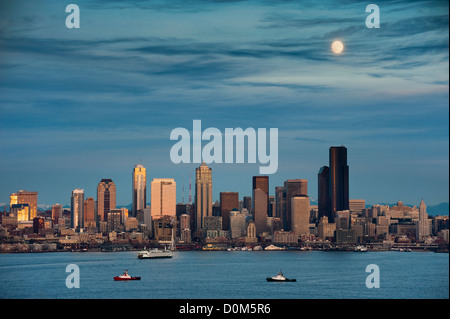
[252,176,269,236]
[283,179,308,231]
[52,204,63,224]
[291,195,310,235]
[16,190,38,220]
[275,186,286,219]
[242,196,252,211]
[151,178,176,217]
[318,166,331,221]
[329,146,349,218]
[84,197,96,228]
[9,193,18,207]
[97,179,116,221]
[253,176,269,196]
[71,189,84,231]
[195,162,212,232]
[417,199,430,241]
[132,164,147,217]
[220,192,239,231]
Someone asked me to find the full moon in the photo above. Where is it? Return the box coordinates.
[331,40,344,54]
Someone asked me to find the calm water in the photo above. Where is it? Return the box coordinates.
[0,250,448,299]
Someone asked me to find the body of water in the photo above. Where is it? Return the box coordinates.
[0,250,448,299]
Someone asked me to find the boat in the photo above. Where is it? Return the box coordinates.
[264,244,284,251]
[114,270,141,281]
[354,245,368,252]
[137,247,173,259]
[266,270,296,282]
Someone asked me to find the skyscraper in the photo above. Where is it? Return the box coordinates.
[329,146,349,217]
[195,162,212,232]
[417,199,430,241]
[220,192,239,231]
[252,176,269,236]
[132,164,147,217]
[52,204,63,224]
[71,189,84,231]
[283,179,308,231]
[318,166,331,220]
[15,190,38,221]
[97,179,116,221]
[318,146,349,222]
[84,197,96,228]
[291,195,310,235]
[151,178,176,217]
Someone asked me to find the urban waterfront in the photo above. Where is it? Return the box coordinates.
[0,250,448,299]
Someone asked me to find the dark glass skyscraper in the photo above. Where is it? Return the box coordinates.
[329,146,349,217]
[318,146,349,222]
[318,166,331,221]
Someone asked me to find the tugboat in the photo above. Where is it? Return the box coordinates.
[113,270,141,281]
[266,270,296,282]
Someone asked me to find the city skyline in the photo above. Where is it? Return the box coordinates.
[0,0,448,207]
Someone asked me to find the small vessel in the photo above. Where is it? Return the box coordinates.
[266,270,296,282]
[137,247,173,259]
[114,270,141,281]
[354,245,368,252]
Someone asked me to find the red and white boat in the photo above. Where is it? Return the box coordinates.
[113,270,141,281]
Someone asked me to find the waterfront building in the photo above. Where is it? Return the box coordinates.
[132,164,147,217]
[195,162,213,232]
[97,179,116,221]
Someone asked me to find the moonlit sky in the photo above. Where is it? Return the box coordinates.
[0,0,448,208]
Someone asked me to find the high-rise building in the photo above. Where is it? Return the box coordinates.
[71,189,84,231]
[275,186,286,220]
[253,176,269,195]
[132,164,147,217]
[151,178,176,217]
[283,179,307,231]
[97,179,116,221]
[417,199,430,241]
[52,204,63,224]
[329,146,349,218]
[84,197,96,228]
[318,166,331,220]
[318,146,349,222]
[252,176,269,236]
[220,192,239,231]
[15,190,38,220]
[291,195,310,235]
[195,162,212,232]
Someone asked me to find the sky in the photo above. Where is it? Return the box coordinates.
[0,0,448,208]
